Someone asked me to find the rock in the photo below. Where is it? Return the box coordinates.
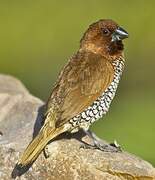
[0,74,43,150]
[0,74,155,180]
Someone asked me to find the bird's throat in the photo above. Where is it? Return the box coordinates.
[80,41,124,61]
[109,41,124,55]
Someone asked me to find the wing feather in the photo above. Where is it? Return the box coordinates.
[46,52,114,127]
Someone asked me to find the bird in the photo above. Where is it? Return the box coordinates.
[17,19,128,167]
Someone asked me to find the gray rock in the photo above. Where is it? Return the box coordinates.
[0,74,155,180]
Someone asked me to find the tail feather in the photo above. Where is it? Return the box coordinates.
[17,125,65,167]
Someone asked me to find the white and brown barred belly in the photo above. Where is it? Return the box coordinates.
[68,58,124,132]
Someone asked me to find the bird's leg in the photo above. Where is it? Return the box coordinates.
[81,130,122,152]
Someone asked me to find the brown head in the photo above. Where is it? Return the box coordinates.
[80,19,128,60]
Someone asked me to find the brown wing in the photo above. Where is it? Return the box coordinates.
[46,52,114,127]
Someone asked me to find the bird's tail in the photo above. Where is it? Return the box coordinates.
[17,123,65,167]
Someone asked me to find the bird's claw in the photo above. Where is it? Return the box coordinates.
[109,140,122,152]
[43,146,50,158]
[80,143,97,150]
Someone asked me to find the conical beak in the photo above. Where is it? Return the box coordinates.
[112,27,129,42]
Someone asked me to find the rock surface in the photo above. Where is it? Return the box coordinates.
[0,74,155,180]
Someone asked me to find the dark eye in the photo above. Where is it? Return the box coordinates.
[102,29,110,36]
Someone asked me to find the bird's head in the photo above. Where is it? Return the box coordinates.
[80,19,128,59]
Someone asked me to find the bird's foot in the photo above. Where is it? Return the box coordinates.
[80,143,97,150]
[80,140,122,152]
[43,146,50,159]
[109,140,122,152]
[80,130,122,152]
[95,140,122,152]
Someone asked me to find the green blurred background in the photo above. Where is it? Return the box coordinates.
[0,0,155,165]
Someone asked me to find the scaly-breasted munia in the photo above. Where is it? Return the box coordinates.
[17,19,128,167]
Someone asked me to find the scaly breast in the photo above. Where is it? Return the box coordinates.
[69,58,124,131]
